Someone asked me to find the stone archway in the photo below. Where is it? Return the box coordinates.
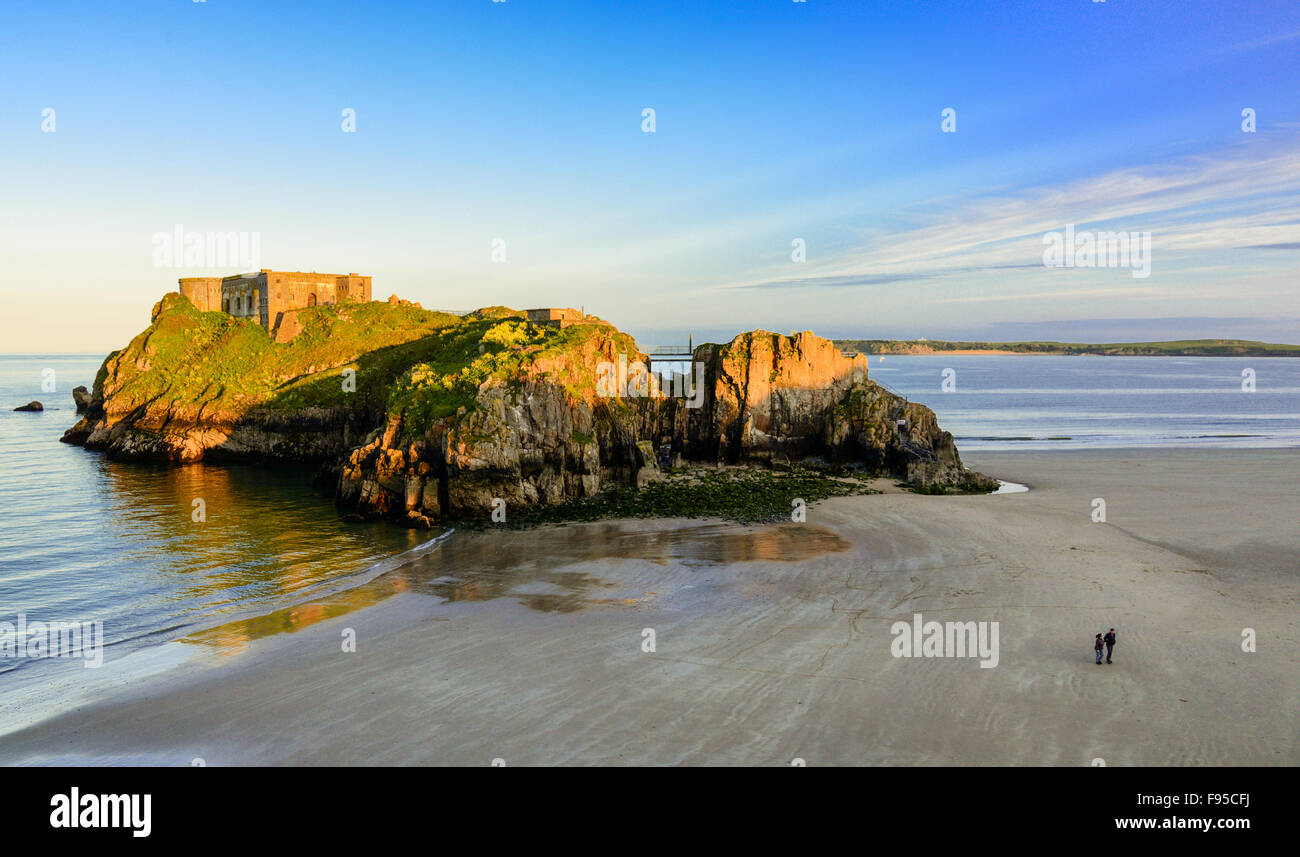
[307,293,317,307]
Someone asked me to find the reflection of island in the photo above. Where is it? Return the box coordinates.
[183,522,850,652]
[99,457,420,628]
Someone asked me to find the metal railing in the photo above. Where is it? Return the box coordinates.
[863,375,937,461]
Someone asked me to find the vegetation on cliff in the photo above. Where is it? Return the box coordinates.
[72,292,638,445]
[87,292,464,418]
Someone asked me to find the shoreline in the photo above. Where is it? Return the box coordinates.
[1,447,1295,765]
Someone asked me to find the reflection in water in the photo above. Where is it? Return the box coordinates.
[1,352,434,731]
[186,522,851,651]
[0,421,423,674]
[101,460,425,609]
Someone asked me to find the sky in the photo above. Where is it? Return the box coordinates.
[2,0,1298,353]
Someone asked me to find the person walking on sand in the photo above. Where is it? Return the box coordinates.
[1094,633,1104,665]
[1104,628,1117,664]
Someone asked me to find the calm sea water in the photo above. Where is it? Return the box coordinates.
[0,355,431,733]
[0,352,1297,733]
[869,354,1300,450]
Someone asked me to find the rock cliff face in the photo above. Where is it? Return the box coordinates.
[682,331,972,480]
[63,295,994,527]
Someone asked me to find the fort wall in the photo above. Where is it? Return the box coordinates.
[177,277,223,313]
[525,307,602,328]
[176,269,374,338]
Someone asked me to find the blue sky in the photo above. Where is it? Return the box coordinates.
[2,0,1298,352]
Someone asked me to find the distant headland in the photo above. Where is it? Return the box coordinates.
[835,338,1300,357]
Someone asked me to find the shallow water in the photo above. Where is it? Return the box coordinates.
[186,522,851,649]
[0,355,430,731]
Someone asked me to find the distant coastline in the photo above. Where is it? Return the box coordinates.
[834,338,1300,357]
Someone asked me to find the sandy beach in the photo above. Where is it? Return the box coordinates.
[1,448,1296,766]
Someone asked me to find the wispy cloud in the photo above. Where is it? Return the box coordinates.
[1214,28,1300,54]
[722,136,1300,294]
[925,286,1164,305]
[736,265,1041,290]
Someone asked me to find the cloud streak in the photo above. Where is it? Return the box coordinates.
[722,136,1300,296]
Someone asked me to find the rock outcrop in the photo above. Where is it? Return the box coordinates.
[62,295,994,527]
[72,386,92,412]
[14,401,43,412]
[678,331,981,482]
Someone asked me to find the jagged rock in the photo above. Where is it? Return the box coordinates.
[690,331,870,463]
[401,510,438,529]
[72,386,92,413]
[633,440,662,488]
[14,401,43,412]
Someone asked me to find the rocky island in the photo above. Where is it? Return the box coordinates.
[61,291,995,527]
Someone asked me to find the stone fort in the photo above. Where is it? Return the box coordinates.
[177,270,604,343]
[178,270,372,342]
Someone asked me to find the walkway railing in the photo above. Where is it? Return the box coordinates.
[858,371,938,461]
[646,344,696,362]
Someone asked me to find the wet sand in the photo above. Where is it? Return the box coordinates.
[1,449,1296,766]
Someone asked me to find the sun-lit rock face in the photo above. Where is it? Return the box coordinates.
[691,330,871,461]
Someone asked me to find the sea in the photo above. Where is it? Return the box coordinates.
[868,353,1300,450]
[1,352,1297,735]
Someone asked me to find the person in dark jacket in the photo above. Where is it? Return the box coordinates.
[1094,633,1104,665]
[1104,629,1117,664]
